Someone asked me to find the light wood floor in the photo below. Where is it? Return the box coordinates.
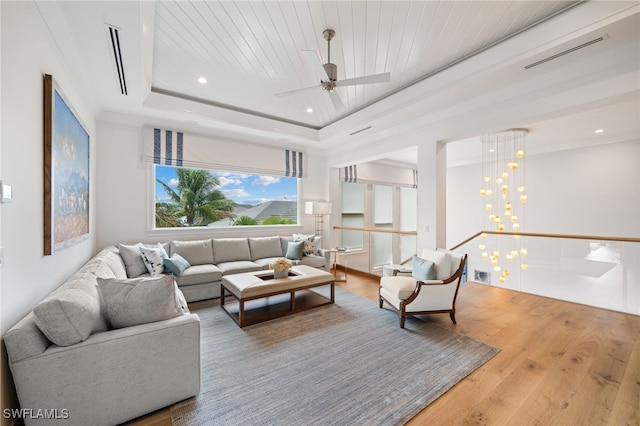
[128,272,640,425]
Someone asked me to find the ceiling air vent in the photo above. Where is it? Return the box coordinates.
[106,24,127,95]
[349,126,372,136]
[524,34,608,70]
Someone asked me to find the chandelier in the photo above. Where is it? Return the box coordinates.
[479,129,528,283]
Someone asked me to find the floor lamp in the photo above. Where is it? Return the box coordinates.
[305,201,332,238]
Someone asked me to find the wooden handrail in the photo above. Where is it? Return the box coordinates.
[332,225,417,236]
[450,230,640,251]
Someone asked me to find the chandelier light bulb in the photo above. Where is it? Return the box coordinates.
[484,175,491,182]
[502,171,509,179]
[499,276,506,283]
[481,252,488,260]
[479,244,486,250]
[486,203,492,211]
[494,266,502,272]
[505,202,512,210]
[521,248,528,256]
[496,178,503,184]
[521,263,529,270]
[506,254,513,261]
[513,223,520,231]
[486,189,493,196]
[497,223,505,231]
[510,215,518,223]
[517,186,525,193]
[520,194,528,203]
[517,150,525,158]
[481,233,487,239]
[480,189,486,196]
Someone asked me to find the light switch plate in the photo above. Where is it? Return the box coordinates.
[0,180,13,203]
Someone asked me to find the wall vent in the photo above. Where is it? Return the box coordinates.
[106,24,127,95]
[524,34,608,70]
[474,270,491,284]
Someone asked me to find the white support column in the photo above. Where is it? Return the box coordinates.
[417,140,447,250]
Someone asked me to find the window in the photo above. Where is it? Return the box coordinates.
[154,165,298,228]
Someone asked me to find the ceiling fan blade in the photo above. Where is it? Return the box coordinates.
[274,84,319,98]
[301,50,329,81]
[335,72,390,87]
[329,91,346,113]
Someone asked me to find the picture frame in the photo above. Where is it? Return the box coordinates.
[43,74,90,255]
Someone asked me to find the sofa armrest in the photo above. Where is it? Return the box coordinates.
[318,249,331,271]
[9,314,200,426]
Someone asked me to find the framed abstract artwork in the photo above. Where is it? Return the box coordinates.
[43,74,90,255]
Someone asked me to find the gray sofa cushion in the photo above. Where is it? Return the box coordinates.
[171,239,214,266]
[216,260,262,275]
[213,238,251,263]
[33,275,108,347]
[174,264,222,286]
[253,257,284,269]
[3,312,52,362]
[248,236,284,260]
[97,276,182,329]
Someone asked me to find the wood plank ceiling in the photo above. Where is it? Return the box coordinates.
[151,1,581,128]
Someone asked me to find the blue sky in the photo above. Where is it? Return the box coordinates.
[155,166,297,206]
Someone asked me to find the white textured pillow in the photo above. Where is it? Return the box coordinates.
[97,276,182,329]
[420,248,452,280]
[139,246,165,276]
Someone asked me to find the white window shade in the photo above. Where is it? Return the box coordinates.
[142,127,305,178]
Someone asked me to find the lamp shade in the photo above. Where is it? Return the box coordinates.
[305,201,332,215]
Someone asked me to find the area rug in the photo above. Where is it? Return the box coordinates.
[171,287,499,426]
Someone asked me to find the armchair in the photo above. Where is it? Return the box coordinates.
[379,248,467,328]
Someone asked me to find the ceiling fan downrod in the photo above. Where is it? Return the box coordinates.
[322,29,337,91]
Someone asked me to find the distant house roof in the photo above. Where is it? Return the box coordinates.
[209,200,297,226]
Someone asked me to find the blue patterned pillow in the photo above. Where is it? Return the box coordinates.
[139,246,166,276]
[412,255,436,281]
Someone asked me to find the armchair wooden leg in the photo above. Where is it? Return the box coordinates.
[400,315,406,329]
[379,296,383,308]
[449,312,457,324]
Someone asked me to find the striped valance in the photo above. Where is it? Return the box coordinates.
[341,163,418,188]
[142,128,305,178]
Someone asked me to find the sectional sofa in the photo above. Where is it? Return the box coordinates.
[3,234,328,425]
[140,235,330,302]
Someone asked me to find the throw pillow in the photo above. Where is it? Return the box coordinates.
[139,246,166,276]
[285,240,305,260]
[118,243,148,278]
[164,253,191,276]
[293,233,315,256]
[97,276,182,329]
[33,280,107,347]
[420,248,453,280]
[411,255,436,281]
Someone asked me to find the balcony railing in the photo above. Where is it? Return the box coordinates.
[332,226,640,315]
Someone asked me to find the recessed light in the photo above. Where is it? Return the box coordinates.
[198,77,207,84]
[306,107,313,113]
[594,128,604,134]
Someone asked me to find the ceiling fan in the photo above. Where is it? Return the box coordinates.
[275,29,391,112]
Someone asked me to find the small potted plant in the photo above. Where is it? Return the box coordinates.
[270,257,293,279]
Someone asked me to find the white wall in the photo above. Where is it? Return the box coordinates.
[1,2,97,335]
[447,139,640,247]
[95,119,326,248]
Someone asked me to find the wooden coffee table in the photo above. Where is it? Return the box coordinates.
[220,265,335,327]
